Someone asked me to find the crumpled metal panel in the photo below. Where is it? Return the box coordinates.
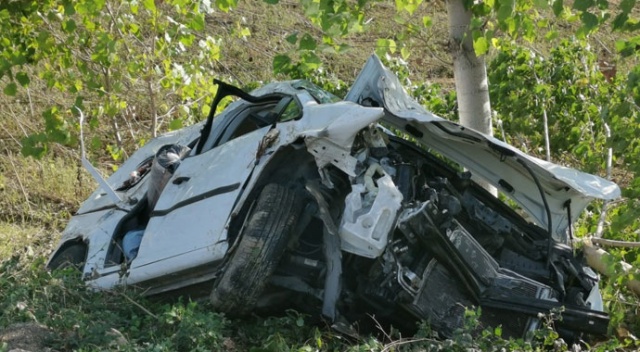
[346,55,620,236]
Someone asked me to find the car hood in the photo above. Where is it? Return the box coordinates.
[345,55,620,239]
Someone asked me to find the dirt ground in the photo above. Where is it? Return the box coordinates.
[0,323,54,352]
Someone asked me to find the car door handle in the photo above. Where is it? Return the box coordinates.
[172,176,191,185]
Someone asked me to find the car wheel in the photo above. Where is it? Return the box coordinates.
[210,183,305,315]
[47,242,87,271]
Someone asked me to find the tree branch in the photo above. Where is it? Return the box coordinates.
[582,241,640,296]
[591,237,640,248]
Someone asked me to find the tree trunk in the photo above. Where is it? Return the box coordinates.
[447,0,493,136]
[447,0,495,194]
[583,241,640,296]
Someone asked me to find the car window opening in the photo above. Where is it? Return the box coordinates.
[107,144,191,266]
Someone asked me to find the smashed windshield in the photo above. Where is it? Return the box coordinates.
[292,80,341,104]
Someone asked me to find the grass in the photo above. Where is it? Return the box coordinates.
[0,151,91,230]
[2,253,616,351]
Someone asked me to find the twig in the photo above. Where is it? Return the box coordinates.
[6,150,32,214]
[147,78,158,138]
[542,105,551,162]
[117,291,159,319]
[123,106,138,141]
[595,122,612,238]
[368,313,437,351]
[591,237,640,248]
[534,72,551,162]
[370,314,392,342]
[7,103,30,137]
[0,122,22,148]
[214,59,245,86]
[26,87,35,119]
[382,337,432,352]
[593,36,613,56]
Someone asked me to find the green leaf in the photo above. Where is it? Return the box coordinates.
[422,16,432,27]
[300,52,321,71]
[189,14,205,31]
[201,103,210,117]
[286,33,298,44]
[299,33,316,50]
[273,54,292,73]
[620,0,635,13]
[216,0,237,12]
[473,36,489,56]
[497,0,515,22]
[580,11,599,32]
[142,0,156,12]
[573,0,594,11]
[63,19,76,32]
[616,39,636,57]
[552,0,564,16]
[263,0,279,3]
[612,13,629,30]
[401,46,410,59]
[533,0,550,9]
[169,118,183,130]
[237,26,251,38]
[615,39,627,53]
[395,0,423,15]
[62,0,76,15]
[3,82,17,96]
[16,72,29,87]
[90,136,102,150]
[375,39,396,56]
[336,43,350,53]
[21,134,48,158]
[536,19,549,28]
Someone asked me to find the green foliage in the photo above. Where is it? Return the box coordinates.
[489,40,608,162]
[487,38,640,339]
[0,256,232,351]
[5,252,632,351]
[379,54,458,119]
[272,0,380,80]
[1,0,231,159]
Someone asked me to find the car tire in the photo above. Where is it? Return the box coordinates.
[47,242,87,271]
[210,183,305,315]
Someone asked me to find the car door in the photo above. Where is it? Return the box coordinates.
[124,124,273,288]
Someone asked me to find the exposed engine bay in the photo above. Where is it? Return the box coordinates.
[274,125,605,340]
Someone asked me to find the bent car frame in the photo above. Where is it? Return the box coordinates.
[49,55,620,340]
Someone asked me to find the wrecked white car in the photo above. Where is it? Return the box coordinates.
[48,55,620,340]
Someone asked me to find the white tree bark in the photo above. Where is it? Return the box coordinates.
[447,0,495,195]
[447,0,493,136]
[583,241,640,296]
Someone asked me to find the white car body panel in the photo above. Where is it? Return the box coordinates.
[61,209,126,279]
[126,126,272,286]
